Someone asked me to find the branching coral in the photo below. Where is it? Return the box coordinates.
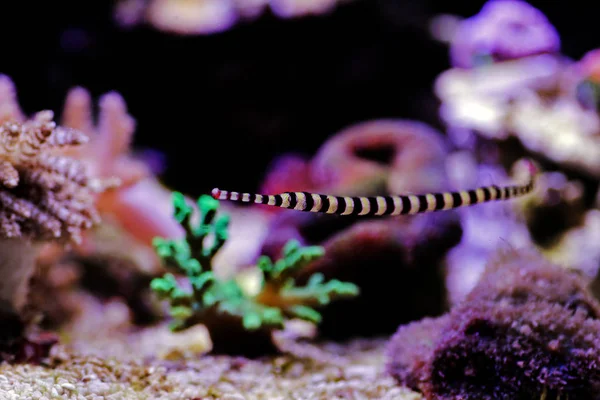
[0,90,106,361]
[0,75,179,332]
[2,75,180,266]
[0,111,103,318]
[151,192,358,355]
[0,76,25,123]
[60,86,182,250]
[0,112,99,241]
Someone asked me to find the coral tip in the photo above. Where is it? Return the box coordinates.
[524,159,538,176]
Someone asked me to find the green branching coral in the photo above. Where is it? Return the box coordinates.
[151,192,359,335]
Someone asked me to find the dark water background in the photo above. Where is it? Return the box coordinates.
[0,0,595,196]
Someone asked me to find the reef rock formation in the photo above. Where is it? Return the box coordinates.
[387,249,600,399]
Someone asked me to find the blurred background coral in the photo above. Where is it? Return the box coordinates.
[3,0,596,197]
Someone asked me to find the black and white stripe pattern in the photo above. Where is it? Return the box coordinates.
[212,162,537,217]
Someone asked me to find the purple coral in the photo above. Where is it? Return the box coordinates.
[387,249,600,399]
[450,0,560,68]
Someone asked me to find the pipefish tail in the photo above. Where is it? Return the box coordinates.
[211,160,538,217]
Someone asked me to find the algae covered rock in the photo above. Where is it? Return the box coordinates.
[387,249,600,399]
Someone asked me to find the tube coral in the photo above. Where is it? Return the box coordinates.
[387,249,600,399]
[151,192,358,356]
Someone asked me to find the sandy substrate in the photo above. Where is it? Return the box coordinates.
[0,292,420,399]
[0,338,421,399]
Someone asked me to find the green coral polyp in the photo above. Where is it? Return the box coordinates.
[257,240,325,282]
[280,273,360,306]
[151,192,359,336]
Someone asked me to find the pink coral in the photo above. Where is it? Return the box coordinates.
[576,48,600,83]
[59,86,183,248]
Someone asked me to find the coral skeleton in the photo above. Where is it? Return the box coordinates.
[151,192,358,355]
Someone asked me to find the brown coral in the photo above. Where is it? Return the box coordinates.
[0,114,101,316]
[20,85,182,330]
[0,112,99,242]
[0,85,106,361]
[387,249,600,399]
[0,80,183,334]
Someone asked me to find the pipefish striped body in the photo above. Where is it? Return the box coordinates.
[212,160,538,217]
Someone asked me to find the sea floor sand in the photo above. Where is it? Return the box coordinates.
[0,337,421,399]
[0,293,419,399]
